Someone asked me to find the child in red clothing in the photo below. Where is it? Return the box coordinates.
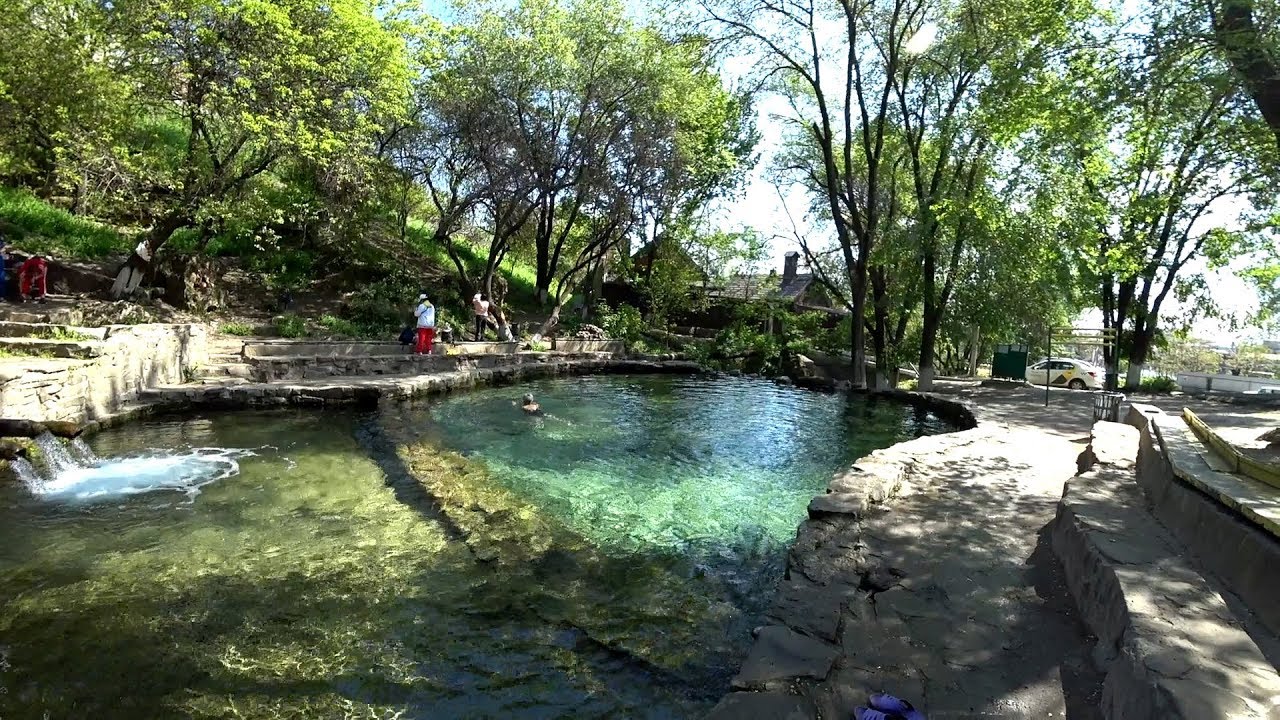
[18,256,48,303]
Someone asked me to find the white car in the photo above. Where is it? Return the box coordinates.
[1026,358,1105,390]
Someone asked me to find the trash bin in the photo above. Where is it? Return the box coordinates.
[1093,391,1125,423]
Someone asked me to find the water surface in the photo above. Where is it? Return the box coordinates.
[0,376,946,719]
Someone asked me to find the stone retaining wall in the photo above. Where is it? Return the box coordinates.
[134,357,704,414]
[1051,421,1280,719]
[237,351,616,383]
[1126,404,1280,638]
[0,324,207,423]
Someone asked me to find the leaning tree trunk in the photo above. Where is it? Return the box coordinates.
[110,215,186,300]
[537,303,563,338]
[483,274,514,341]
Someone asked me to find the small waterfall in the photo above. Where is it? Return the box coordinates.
[69,437,101,466]
[10,457,43,491]
[32,431,80,476]
[9,431,252,501]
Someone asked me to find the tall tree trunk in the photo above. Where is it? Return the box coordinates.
[967,326,982,377]
[534,195,553,306]
[918,258,940,391]
[849,254,868,389]
[870,268,891,390]
[1125,326,1155,390]
[1212,0,1280,151]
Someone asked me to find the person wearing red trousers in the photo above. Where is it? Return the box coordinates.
[19,255,48,303]
[413,293,436,354]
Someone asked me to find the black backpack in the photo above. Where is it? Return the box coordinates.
[398,327,415,345]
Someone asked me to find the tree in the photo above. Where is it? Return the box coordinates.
[706,0,1091,389]
[1208,0,1280,151]
[0,0,126,204]
[103,0,412,298]
[1072,0,1276,389]
[702,0,913,388]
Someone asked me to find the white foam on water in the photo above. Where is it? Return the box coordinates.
[33,448,255,502]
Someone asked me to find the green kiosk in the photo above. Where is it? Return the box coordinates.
[992,344,1029,381]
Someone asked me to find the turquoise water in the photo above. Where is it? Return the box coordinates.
[0,376,946,719]
[425,374,942,560]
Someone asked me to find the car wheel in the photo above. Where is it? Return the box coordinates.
[1068,379,1086,390]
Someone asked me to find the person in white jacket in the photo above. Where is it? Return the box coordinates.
[413,294,436,354]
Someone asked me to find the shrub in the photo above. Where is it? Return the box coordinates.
[273,314,308,338]
[36,327,92,342]
[1139,375,1178,394]
[220,322,254,336]
[597,304,647,344]
[345,273,421,333]
[317,314,363,337]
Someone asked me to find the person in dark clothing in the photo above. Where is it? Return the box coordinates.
[0,239,9,301]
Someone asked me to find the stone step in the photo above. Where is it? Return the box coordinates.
[0,321,107,340]
[199,363,256,379]
[209,353,245,363]
[0,306,84,325]
[0,337,103,359]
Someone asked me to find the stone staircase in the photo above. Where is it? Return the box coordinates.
[1051,411,1280,718]
[200,335,257,383]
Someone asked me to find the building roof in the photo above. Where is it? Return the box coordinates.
[705,272,815,301]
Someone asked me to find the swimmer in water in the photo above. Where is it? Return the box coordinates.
[518,393,543,416]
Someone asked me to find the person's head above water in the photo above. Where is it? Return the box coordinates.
[522,393,535,404]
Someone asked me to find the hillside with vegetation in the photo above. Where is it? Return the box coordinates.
[1,0,1278,387]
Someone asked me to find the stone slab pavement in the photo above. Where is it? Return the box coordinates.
[798,384,1280,719]
[810,421,1100,719]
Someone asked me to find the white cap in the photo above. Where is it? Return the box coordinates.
[418,294,428,301]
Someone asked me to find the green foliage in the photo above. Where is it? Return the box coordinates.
[34,327,92,342]
[317,315,363,338]
[1138,375,1179,394]
[0,0,126,193]
[597,304,648,344]
[220,322,255,337]
[273,315,308,339]
[344,272,422,333]
[0,187,127,257]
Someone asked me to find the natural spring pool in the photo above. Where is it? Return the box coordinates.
[0,375,948,719]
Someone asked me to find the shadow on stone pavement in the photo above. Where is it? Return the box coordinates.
[807,432,1104,719]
